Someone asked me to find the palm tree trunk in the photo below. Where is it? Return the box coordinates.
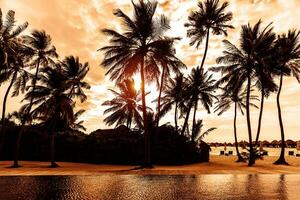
[200,29,210,68]
[246,73,255,166]
[181,100,193,136]
[174,101,178,133]
[50,133,58,167]
[140,57,151,167]
[0,71,17,154]
[156,65,166,127]
[191,100,198,141]
[274,74,288,165]
[234,102,244,162]
[255,90,265,146]
[13,59,40,167]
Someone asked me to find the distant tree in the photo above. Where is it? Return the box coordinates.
[100,0,173,167]
[13,30,58,167]
[185,0,233,69]
[181,66,217,137]
[102,79,143,129]
[61,56,90,102]
[272,30,300,165]
[160,73,186,133]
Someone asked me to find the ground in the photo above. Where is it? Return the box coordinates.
[1,156,300,176]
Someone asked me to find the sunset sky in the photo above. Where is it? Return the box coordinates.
[1,0,300,142]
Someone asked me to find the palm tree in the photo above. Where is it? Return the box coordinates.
[160,73,186,133]
[99,0,172,167]
[12,30,58,167]
[272,30,300,165]
[22,66,75,167]
[102,79,143,129]
[185,0,233,69]
[181,66,217,137]
[213,20,276,166]
[71,109,87,132]
[0,9,28,152]
[191,119,216,143]
[61,56,90,102]
[215,86,259,162]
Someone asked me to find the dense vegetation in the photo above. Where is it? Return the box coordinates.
[0,0,300,167]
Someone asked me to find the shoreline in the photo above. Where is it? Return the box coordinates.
[1,156,300,176]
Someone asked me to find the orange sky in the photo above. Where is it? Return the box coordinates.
[1,0,300,142]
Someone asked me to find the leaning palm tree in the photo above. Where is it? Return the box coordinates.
[0,9,28,152]
[185,0,233,69]
[12,30,58,167]
[102,79,143,129]
[22,66,75,167]
[160,73,186,133]
[99,0,172,167]
[213,20,276,166]
[181,66,217,136]
[61,56,90,103]
[272,30,300,165]
[215,86,259,162]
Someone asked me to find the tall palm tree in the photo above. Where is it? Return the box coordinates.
[215,86,259,162]
[185,0,233,69]
[61,56,90,102]
[99,0,172,167]
[181,66,217,137]
[13,30,58,167]
[272,30,300,165]
[214,20,276,166]
[22,66,75,167]
[0,9,28,152]
[102,79,143,129]
[160,73,186,133]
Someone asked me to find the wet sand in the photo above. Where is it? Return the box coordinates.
[1,156,300,176]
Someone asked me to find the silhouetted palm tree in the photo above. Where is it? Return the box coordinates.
[215,86,259,162]
[191,119,216,143]
[181,66,217,136]
[22,66,75,167]
[272,30,300,165]
[100,0,172,167]
[13,30,58,167]
[102,79,143,129]
[150,37,186,126]
[214,20,276,166]
[61,56,90,102]
[0,9,28,152]
[185,0,233,68]
[71,109,86,132]
[160,73,186,133]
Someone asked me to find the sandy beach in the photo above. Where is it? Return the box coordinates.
[1,156,300,176]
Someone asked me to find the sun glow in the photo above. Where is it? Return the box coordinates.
[133,74,142,92]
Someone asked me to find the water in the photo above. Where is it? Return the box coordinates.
[0,174,299,200]
[211,147,298,156]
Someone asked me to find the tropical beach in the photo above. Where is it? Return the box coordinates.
[1,0,300,199]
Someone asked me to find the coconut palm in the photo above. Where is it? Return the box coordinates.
[22,66,75,167]
[160,73,186,133]
[71,109,87,132]
[213,20,276,166]
[215,86,259,162]
[102,79,143,129]
[99,0,172,166]
[150,37,186,127]
[191,119,216,143]
[12,30,58,167]
[181,66,217,137]
[272,30,300,165]
[61,56,90,102]
[185,0,233,69]
[0,9,28,151]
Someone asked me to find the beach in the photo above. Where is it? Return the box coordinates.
[1,155,300,176]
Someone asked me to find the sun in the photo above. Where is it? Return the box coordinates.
[133,74,142,92]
